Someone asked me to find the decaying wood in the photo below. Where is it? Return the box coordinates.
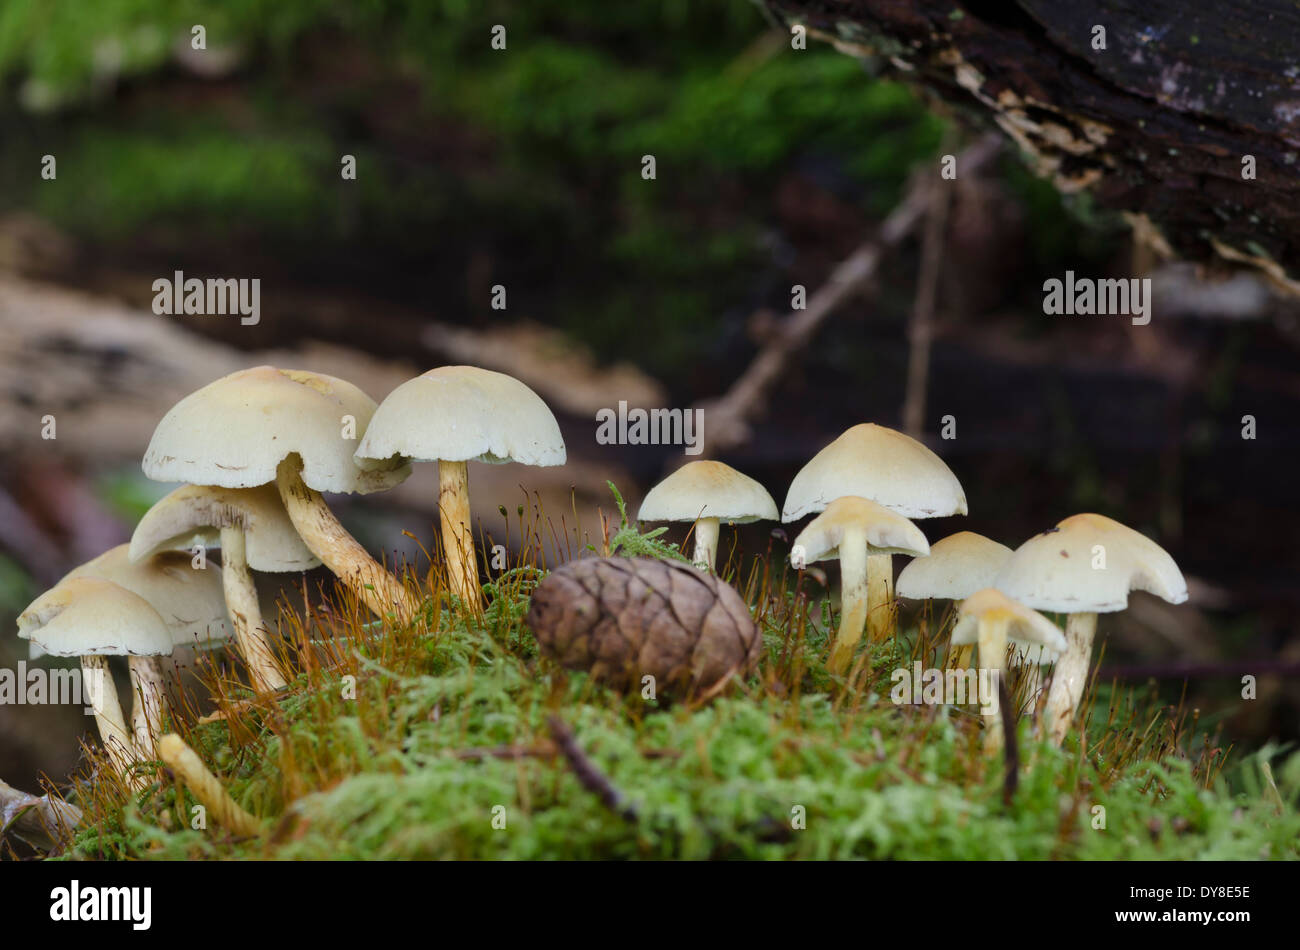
[0,778,82,852]
[763,1,1300,285]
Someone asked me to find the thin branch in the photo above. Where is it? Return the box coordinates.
[547,715,638,824]
[697,134,1002,456]
[901,139,956,438]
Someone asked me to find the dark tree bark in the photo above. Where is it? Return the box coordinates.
[763,1,1300,289]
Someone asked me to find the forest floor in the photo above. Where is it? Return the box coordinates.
[43,495,1300,861]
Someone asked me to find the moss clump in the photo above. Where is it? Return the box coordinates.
[49,493,1300,861]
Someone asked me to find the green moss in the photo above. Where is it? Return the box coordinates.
[53,492,1300,860]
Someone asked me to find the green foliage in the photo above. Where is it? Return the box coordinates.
[0,0,947,382]
[0,553,35,616]
[601,481,690,562]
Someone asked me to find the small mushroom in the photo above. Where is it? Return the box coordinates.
[783,423,966,643]
[54,545,231,753]
[994,513,1187,746]
[17,578,173,782]
[951,588,1065,751]
[896,531,1013,667]
[789,496,930,674]
[636,460,778,571]
[130,484,319,691]
[142,366,415,621]
[354,366,566,606]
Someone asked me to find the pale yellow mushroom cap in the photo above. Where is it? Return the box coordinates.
[790,496,930,566]
[896,531,1013,600]
[129,484,320,573]
[637,460,778,525]
[993,513,1188,614]
[950,588,1066,652]
[782,423,967,522]
[354,365,566,467]
[18,577,173,657]
[62,545,231,649]
[142,366,410,494]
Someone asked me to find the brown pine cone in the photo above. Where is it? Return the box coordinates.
[526,557,762,701]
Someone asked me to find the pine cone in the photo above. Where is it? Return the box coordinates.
[526,557,762,700]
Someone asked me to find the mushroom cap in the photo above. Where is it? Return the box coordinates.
[950,588,1066,652]
[18,577,173,657]
[129,484,320,573]
[790,496,930,565]
[896,531,1013,600]
[636,460,778,525]
[782,423,967,522]
[62,545,232,648]
[142,366,410,494]
[354,365,566,467]
[994,513,1188,614]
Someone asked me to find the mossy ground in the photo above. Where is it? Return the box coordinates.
[45,494,1300,861]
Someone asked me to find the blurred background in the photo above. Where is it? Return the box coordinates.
[0,2,1296,790]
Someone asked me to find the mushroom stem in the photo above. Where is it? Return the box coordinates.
[127,656,168,759]
[1044,611,1098,746]
[977,615,1009,753]
[438,459,480,607]
[865,553,895,643]
[80,656,138,785]
[157,733,261,837]
[828,530,870,674]
[276,456,417,623]
[218,526,287,692]
[692,517,720,571]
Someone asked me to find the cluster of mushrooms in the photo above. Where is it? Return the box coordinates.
[637,423,1188,748]
[13,365,1187,789]
[15,365,567,786]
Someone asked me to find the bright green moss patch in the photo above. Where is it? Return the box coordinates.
[54,519,1300,861]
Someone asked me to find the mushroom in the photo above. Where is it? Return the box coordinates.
[951,588,1066,751]
[142,366,415,621]
[354,366,566,606]
[17,578,173,782]
[783,423,966,643]
[129,484,319,691]
[636,460,778,571]
[57,546,231,753]
[993,513,1188,746]
[789,496,930,674]
[896,531,1013,667]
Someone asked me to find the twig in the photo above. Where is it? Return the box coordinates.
[547,715,638,824]
[697,134,1002,456]
[901,142,955,438]
[1000,673,1018,807]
